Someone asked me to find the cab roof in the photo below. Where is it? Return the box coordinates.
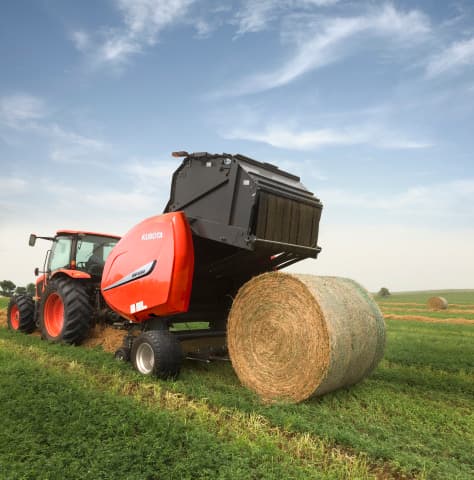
[56,230,120,240]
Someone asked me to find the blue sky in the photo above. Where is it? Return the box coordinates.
[1,0,473,291]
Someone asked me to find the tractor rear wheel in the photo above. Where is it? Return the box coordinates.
[39,277,92,344]
[131,330,182,379]
[7,295,36,333]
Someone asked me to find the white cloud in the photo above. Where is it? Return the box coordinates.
[73,0,196,67]
[0,93,110,165]
[0,94,47,127]
[71,30,90,51]
[0,177,28,195]
[319,179,474,218]
[224,123,432,151]
[124,158,178,195]
[234,0,280,35]
[234,0,341,36]
[222,3,430,95]
[287,224,474,291]
[426,36,474,77]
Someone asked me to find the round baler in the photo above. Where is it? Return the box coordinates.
[9,152,385,403]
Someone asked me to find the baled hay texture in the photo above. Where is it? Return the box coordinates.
[427,296,448,310]
[227,273,385,403]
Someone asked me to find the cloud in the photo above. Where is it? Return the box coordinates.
[233,0,340,36]
[319,179,474,218]
[0,93,110,165]
[234,0,281,35]
[0,177,28,195]
[224,123,432,151]
[0,94,47,127]
[221,3,430,95]
[124,158,178,195]
[73,0,196,67]
[71,30,90,51]
[426,36,474,77]
[287,224,474,291]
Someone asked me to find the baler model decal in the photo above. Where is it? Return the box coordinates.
[141,232,163,240]
[102,260,157,291]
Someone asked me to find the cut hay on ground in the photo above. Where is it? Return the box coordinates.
[227,273,385,403]
[384,314,474,326]
[0,310,6,329]
[427,297,448,310]
[82,324,127,353]
[380,306,474,315]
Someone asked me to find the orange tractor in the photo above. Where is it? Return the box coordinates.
[8,231,120,343]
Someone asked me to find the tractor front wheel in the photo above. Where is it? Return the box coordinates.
[131,331,182,379]
[7,295,36,333]
[39,277,92,344]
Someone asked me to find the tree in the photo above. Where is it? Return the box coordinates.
[0,280,16,297]
[378,287,391,297]
[26,283,36,296]
[15,286,27,295]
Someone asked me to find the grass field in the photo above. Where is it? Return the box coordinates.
[0,290,473,479]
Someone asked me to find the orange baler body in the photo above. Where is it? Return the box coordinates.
[101,212,194,323]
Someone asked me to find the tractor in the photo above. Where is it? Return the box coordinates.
[8,231,120,343]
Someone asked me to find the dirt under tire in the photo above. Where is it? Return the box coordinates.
[39,277,92,345]
[131,330,183,379]
[7,295,36,333]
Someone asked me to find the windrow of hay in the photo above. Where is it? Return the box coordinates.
[0,310,6,329]
[82,324,126,353]
[227,273,385,403]
[427,296,448,310]
[384,314,474,326]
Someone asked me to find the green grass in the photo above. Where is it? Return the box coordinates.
[376,289,474,305]
[0,315,473,479]
[0,296,9,309]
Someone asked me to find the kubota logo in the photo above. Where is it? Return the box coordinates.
[141,231,163,240]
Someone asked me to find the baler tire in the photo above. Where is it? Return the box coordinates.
[131,330,182,379]
[39,277,92,345]
[7,295,36,333]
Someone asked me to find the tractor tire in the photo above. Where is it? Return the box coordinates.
[7,295,36,333]
[131,330,182,379]
[39,277,92,345]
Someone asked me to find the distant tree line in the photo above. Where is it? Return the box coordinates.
[0,280,35,297]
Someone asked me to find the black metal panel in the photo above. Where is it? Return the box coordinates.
[164,152,324,327]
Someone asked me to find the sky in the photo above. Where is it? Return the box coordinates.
[1,0,473,292]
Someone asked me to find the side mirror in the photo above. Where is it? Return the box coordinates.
[34,267,39,276]
[29,234,37,247]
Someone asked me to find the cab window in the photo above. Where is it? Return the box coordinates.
[49,237,72,271]
[76,235,119,274]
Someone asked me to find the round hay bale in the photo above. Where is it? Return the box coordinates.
[227,273,385,403]
[427,296,448,310]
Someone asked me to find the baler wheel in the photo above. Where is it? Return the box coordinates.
[39,277,92,344]
[114,347,131,362]
[131,330,182,379]
[7,295,35,333]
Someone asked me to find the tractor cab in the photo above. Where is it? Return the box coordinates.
[30,230,120,280]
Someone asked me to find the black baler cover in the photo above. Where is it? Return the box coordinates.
[165,152,322,258]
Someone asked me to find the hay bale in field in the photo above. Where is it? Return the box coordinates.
[227,273,385,403]
[427,296,448,310]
